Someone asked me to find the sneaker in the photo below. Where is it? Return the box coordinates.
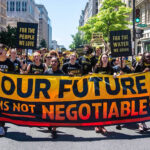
[116,125,122,130]
[139,123,144,133]
[0,127,5,136]
[142,122,148,131]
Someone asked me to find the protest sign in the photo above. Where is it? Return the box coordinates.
[17,22,38,49]
[110,30,132,57]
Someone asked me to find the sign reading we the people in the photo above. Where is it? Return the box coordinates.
[0,72,150,127]
[17,22,38,49]
[110,30,132,57]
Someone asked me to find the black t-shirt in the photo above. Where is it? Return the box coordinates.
[134,63,150,73]
[94,65,113,75]
[44,68,64,75]
[113,65,132,74]
[0,58,15,73]
[62,62,82,76]
[11,59,21,73]
[79,55,96,75]
[29,63,45,74]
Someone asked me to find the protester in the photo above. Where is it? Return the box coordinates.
[10,49,21,74]
[134,52,150,132]
[113,57,132,130]
[26,52,47,74]
[94,53,113,134]
[45,57,64,138]
[62,52,82,76]
[79,45,96,75]
[44,53,51,69]
[0,44,15,136]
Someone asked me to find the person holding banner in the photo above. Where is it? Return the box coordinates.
[112,56,132,130]
[0,44,15,136]
[10,49,21,74]
[45,56,64,138]
[79,45,96,75]
[26,52,47,74]
[44,53,52,69]
[113,57,132,76]
[45,57,63,75]
[62,52,82,76]
[135,52,150,132]
[94,53,113,134]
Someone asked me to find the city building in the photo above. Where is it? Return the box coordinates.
[7,0,40,26]
[88,0,98,18]
[79,10,84,27]
[48,17,52,49]
[135,0,150,52]
[6,0,40,47]
[0,0,7,32]
[51,40,59,50]
[79,0,98,27]
[36,4,49,49]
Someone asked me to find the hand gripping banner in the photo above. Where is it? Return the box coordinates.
[0,72,150,127]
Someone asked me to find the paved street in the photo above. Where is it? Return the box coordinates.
[0,122,150,150]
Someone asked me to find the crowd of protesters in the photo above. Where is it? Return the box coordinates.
[0,41,150,138]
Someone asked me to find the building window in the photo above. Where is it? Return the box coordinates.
[16,1,21,11]
[128,0,131,7]
[7,1,9,11]
[22,1,27,12]
[10,1,15,11]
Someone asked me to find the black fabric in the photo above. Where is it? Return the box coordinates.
[29,63,45,74]
[113,65,132,74]
[11,59,21,73]
[0,58,15,73]
[79,55,96,75]
[62,62,82,76]
[44,68,64,75]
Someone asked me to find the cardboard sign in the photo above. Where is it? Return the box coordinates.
[91,33,104,47]
[110,30,132,57]
[17,22,38,49]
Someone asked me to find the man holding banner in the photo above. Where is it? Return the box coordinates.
[0,44,15,136]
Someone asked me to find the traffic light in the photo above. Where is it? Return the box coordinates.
[135,9,140,23]
[136,29,144,39]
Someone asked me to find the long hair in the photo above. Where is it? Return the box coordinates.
[139,51,150,66]
[97,53,110,68]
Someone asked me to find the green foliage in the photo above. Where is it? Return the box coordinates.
[79,0,132,42]
[69,32,87,49]
[40,39,47,48]
[0,25,17,48]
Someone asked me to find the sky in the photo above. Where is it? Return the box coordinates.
[35,0,88,49]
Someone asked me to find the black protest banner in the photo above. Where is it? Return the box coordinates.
[17,22,38,49]
[110,30,132,57]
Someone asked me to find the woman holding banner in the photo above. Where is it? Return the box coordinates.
[62,52,82,76]
[0,44,15,136]
[135,52,150,132]
[94,53,113,134]
[25,52,47,74]
[45,56,64,138]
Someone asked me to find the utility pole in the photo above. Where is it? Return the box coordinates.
[133,0,136,55]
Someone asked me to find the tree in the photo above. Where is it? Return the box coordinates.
[0,25,17,48]
[40,39,47,48]
[69,32,87,49]
[79,0,132,42]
